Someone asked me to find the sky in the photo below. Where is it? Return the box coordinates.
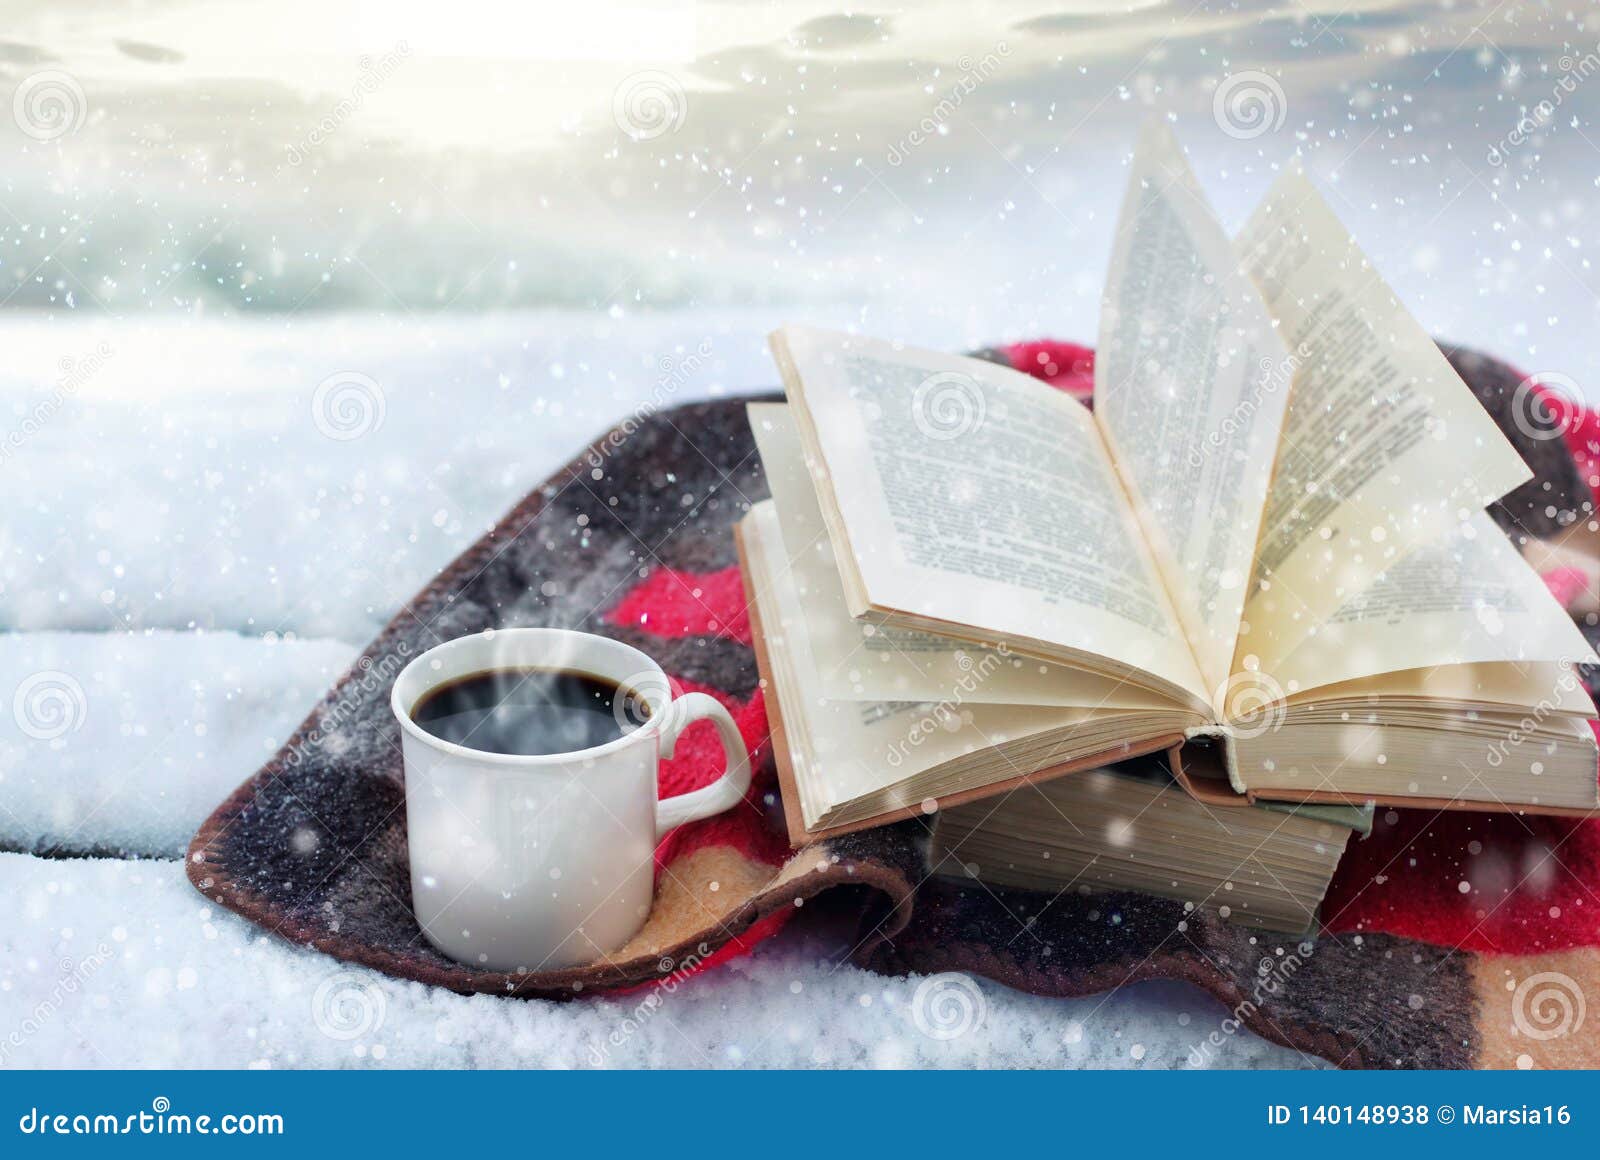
[0,0,1596,372]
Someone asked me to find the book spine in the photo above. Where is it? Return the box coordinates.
[1182,723,1244,792]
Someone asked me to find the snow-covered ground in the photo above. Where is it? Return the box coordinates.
[0,631,355,858]
[0,312,1314,1067]
[0,855,1319,1069]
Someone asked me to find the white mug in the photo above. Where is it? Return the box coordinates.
[389,627,752,972]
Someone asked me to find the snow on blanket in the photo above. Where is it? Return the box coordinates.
[0,632,356,858]
[0,854,1316,1070]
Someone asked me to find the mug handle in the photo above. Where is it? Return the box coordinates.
[654,692,753,838]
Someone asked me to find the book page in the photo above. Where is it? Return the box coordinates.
[771,326,1208,707]
[748,403,1173,710]
[741,502,1179,830]
[1267,512,1598,697]
[1095,121,1293,700]
[1235,163,1534,667]
[1291,661,1595,718]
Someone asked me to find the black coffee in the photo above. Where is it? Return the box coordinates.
[410,668,648,756]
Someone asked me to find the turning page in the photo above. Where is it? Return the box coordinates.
[1095,122,1293,699]
[1266,511,1599,695]
[770,326,1208,706]
[1235,162,1534,666]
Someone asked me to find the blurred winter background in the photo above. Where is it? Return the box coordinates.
[1,0,1595,1067]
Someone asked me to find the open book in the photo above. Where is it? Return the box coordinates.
[737,122,1598,844]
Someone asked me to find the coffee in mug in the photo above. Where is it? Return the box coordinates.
[409,667,649,756]
[390,628,751,972]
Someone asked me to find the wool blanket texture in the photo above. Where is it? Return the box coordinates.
[189,341,1600,1069]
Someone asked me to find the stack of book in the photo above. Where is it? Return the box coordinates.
[931,755,1366,933]
[734,123,1598,933]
